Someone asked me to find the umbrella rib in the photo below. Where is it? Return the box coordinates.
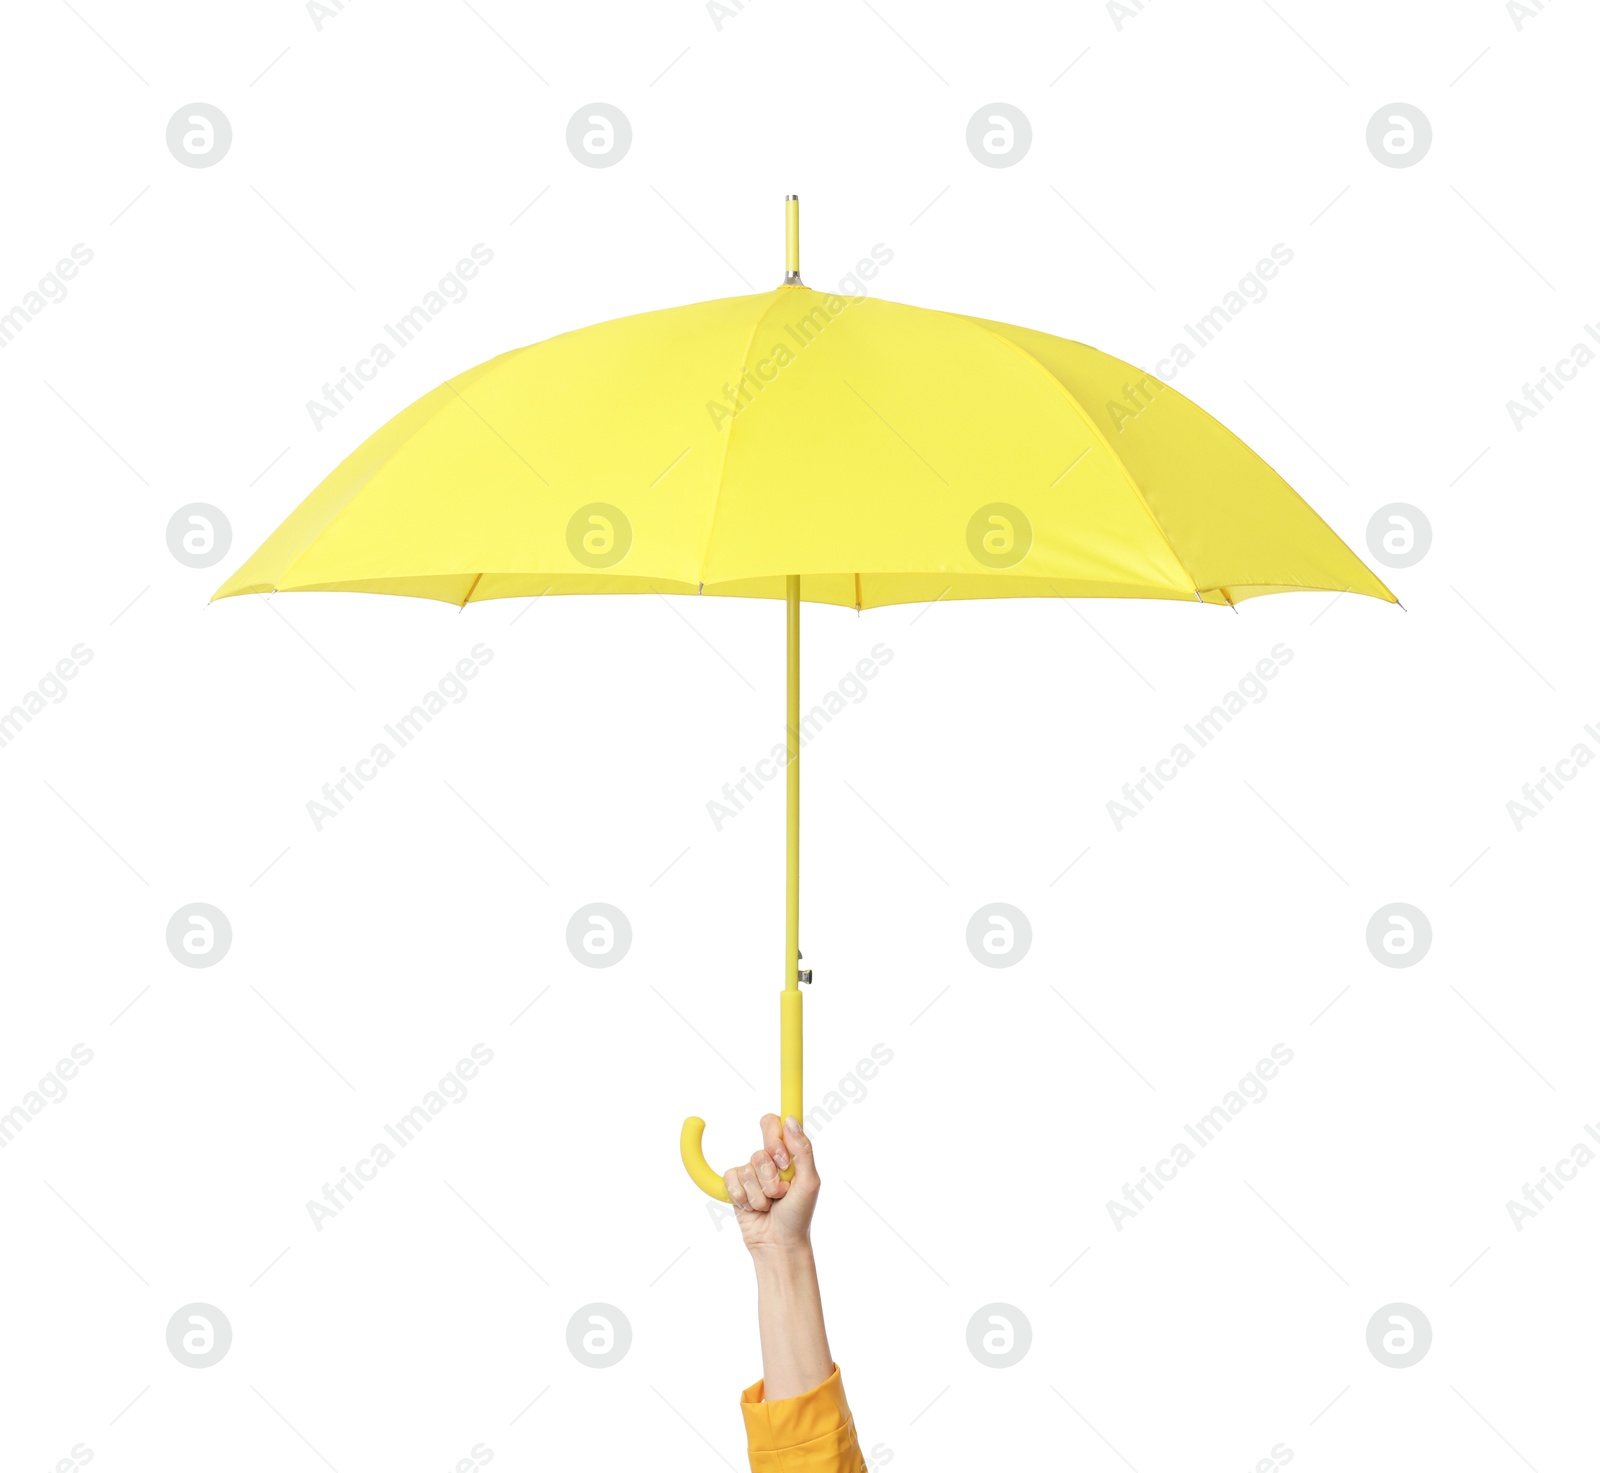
[941,311,1205,600]
[697,289,790,589]
[267,373,480,594]
[1221,515,1391,605]
[1158,373,1398,605]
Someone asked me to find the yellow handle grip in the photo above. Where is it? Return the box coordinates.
[678,989,803,1201]
[779,988,802,1182]
[680,1116,730,1201]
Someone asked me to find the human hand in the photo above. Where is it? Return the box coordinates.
[723,1114,819,1257]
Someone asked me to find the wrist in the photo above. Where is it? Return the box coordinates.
[749,1239,816,1281]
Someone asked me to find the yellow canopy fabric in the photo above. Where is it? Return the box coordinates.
[213,286,1393,610]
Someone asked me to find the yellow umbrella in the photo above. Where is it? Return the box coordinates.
[216,197,1394,1200]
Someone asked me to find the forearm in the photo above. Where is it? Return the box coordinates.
[751,1245,833,1400]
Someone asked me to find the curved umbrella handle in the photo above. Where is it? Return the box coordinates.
[679,991,803,1203]
[679,1117,732,1202]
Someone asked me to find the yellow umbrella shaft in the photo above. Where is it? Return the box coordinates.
[781,576,802,1177]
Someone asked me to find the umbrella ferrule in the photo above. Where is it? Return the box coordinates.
[784,194,803,286]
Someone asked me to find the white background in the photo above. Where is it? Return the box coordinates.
[2,1,1596,1469]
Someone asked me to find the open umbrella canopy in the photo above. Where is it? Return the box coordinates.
[213,279,1393,611]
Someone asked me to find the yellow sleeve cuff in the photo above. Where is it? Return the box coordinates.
[740,1364,864,1471]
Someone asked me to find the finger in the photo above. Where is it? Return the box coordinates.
[760,1114,791,1171]
[724,1169,751,1212]
[783,1116,819,1188]
[737,1163,771,1213]
[751,1149,789,1201]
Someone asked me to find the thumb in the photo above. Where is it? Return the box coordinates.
[783,1116,819,1187]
